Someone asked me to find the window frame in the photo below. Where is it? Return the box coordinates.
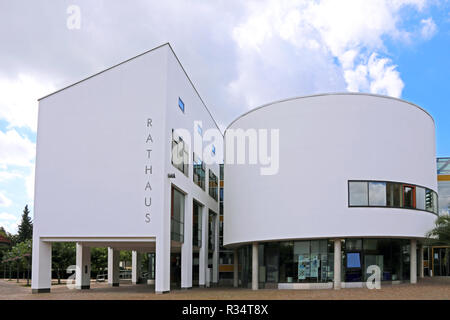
[209,169,219,201]
[193,152,206,190]
[171,129,189,176]
[348,180,438,215]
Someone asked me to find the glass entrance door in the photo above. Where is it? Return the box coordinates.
[433,247,449,276]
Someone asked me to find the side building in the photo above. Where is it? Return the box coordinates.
[422,158,450,277]
[31,43,223,293]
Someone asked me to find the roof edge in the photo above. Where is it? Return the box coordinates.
[37,42,223,136]
[38,42,170,101]
[225,92,434,132]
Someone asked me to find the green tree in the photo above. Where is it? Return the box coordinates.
[52,242,75,284]
[6,240,32,283]
[0,227,12,271]
[91,247,108,276]
[120,250,132,269]
[17,205,33,243]
[426,215,450,246]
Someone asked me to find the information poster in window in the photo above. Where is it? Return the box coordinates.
[311,255,319,278]
[298,255,310,280]
[321,254,328,280]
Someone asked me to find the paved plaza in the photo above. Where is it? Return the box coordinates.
[0,277,449,300]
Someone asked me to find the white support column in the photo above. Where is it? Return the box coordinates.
[252,242,259,290]
[75,243,91,290]
[410,239,417,284]
[334,239,341,290]
[199,205,207,287]
[107,247,120,287]
[212,213,219,285]
[132,250,142,284]
[31,238,52,293]
[233,248,239,288]
[155,236,170,293]
[181,194,193,289]
[419,245,424,279]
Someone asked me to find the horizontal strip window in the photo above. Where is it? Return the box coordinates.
[348,180,438,215]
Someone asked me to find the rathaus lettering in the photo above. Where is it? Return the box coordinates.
[144,118,153,223]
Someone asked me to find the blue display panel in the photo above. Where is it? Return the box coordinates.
[347,253,361,268]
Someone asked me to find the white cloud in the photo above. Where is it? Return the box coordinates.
[420,17,437,39]
[0,170,23,182]
[0,192,12,207]
[0,212,20,234]
[0,129,36,168]
[0,73,56,132]
[344,53,404,97]
[25,166,35,201]
[230,0,433,106]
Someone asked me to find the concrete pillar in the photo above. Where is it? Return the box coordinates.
[252,242,258,290]
[233,248,239,288]
[334,239,341,290]
[132,250,142,284]
[410,239,417,284]
[181,194,193,289]
[75,243,91,289]
[212,213,219,284]
[199,205,207,287]
[31,238,52,293]
[107,247,120,286]
[155,236,170,293]
[419,245,424,278]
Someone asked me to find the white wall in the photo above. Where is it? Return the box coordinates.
[224,94,437,246]
[34,46,170,238]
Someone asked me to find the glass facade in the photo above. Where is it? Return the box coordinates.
[438,180,450,216]
[170,187,185,243]
[237,238,412,287]
[437,157,450,216]
[342,238,410,282]
[437,157,450,175]
[349,180,438,214]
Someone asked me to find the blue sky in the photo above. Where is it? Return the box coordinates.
[0,0,449,233]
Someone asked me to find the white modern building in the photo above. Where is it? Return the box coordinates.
[32,43,222,293]
[224,94,438,289]
[32,43,439,293]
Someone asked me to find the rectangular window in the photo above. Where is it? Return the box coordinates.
[212,145,216,155]
[416,187,425,210]
[178,97,185,113]
[171,187,185,243]
[386,182,402,207]
[209,211,216,251]
[369,182,386,206]
[193,201,202,248]
[426,189,438,214]
[209,170,218,201]
[349,181,368,206]
[193,153,205,190]
[403,185,415,209]
[197,124,202,135]
[171,130,189,176]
